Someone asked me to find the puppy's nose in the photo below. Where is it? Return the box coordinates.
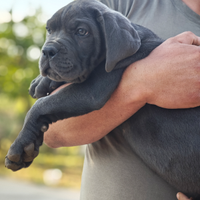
[42,46,58,59]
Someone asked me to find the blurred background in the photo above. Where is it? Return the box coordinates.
[0,0,84,199]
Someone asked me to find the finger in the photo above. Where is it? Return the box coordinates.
[174,31,200,46]
[176,192,192,200]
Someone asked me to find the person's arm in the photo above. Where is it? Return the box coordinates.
[44,32,200,148]
[44,82,145,147]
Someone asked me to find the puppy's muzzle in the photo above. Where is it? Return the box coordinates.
[41,46,59,77]
[42,46,58,59]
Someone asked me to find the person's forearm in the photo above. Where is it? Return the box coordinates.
[44,32,200,148]
[44,62,146,147]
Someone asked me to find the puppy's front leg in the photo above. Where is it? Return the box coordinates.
[5,65,125,171]
[29,75,65,99]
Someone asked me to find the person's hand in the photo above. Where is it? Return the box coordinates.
[122,31,200,109]
[176,192,192,200]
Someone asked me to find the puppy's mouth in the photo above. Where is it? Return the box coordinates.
[40,58,90,83]
[40,52,75,82]
[46,68,62,82]
[41,63,73,82]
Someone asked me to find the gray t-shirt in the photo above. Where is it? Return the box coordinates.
[80,0,200,200]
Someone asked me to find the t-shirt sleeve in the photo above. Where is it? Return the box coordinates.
[99,0,135,17]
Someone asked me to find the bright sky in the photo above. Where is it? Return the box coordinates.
[0,0,73,23]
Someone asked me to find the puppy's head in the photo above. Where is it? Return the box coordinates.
[39,0,141,83]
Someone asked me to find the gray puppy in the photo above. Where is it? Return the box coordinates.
[5,0,200,199]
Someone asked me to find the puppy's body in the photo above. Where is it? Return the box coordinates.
[5,0,200,199]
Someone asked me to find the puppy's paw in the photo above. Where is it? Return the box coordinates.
[5,130,44,171]
[29,75,64,99]
[5,143,37,171]
[29,75,51,99]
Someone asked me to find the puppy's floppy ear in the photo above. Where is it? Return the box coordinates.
[97,11,141,72]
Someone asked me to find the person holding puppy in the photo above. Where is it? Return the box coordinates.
[44,0,200,200]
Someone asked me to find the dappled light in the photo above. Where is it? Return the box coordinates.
[0,11,12,23]
[0,4,83,190]
[27,45,41,61]
[43,168,63,185]
[13,23,29,38]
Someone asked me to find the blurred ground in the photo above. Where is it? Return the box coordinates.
[0,177,80,200]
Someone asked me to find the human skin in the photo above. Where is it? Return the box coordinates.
[177,192,192,200]
[44,32,200,148]
[182,0,200,15]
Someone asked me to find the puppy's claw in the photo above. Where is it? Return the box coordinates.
[41,124,48,132]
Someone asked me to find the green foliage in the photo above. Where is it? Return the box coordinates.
[0,8,46,140]
[0,8,84,188]
[0,9,45,105]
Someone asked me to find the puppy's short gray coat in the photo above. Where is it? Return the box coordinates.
[5,0,200,199]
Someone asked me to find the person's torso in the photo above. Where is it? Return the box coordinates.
[80,1,200,200]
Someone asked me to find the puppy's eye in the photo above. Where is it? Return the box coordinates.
[76,28,88,36]
[46,27,52,35]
